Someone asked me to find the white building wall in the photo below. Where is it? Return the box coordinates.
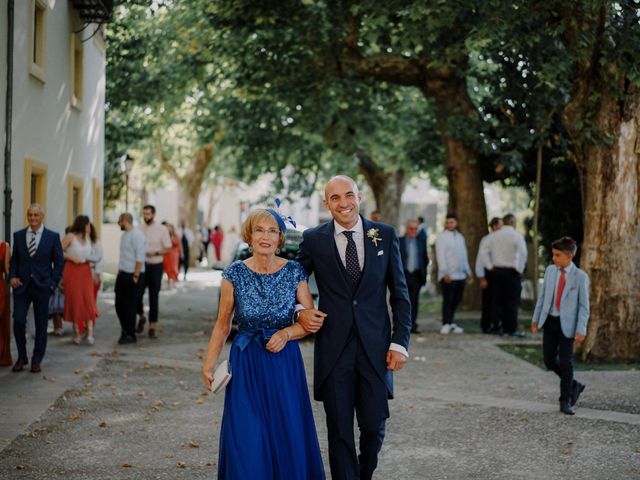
[1,1,105,237]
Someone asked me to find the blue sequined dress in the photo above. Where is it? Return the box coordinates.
[217,260,325,480]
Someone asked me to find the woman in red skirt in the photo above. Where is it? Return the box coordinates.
[61,216,99,345]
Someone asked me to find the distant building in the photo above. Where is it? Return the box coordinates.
[0,0,112,238]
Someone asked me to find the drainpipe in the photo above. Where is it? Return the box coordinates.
[3,0,14,243]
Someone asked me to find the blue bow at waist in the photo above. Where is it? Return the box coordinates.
[234,328,281,351]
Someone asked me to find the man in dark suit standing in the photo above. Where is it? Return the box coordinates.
[9,203,64,373]
[297,175,411,480]
[400,219,429,334]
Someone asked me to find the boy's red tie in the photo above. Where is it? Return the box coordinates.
[555,268,566,310]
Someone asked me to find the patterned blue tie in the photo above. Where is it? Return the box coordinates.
[343,231,361,283]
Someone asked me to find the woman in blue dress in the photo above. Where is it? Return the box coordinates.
[201,208,325,479]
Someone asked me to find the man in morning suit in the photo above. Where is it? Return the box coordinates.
[400,219,429,333]
[9,203,64,373]
[297,175,412,480]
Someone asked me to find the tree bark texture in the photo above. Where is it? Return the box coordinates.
[564,82,640,360]
[357,151,405,227]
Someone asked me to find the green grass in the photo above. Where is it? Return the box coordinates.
[499,344,640,371]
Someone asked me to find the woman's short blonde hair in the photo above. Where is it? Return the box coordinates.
[241,209,286,248]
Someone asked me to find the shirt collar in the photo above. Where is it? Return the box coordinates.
[558,262,574,274]
[29,225,44,235]
[334,216,363,236]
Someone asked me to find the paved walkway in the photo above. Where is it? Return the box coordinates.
[0,269,638,479]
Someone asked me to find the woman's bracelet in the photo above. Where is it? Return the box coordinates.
[282,329,291,341]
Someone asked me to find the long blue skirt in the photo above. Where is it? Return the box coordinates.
[218,337,325,479]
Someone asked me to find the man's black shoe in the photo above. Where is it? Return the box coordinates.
[410,328,422,335]
[11,359,27,372]
[136,315,146,334]
[571,381,586,406]
[148,328,157,339]
[118,335,137,345]
[560,401,575,415]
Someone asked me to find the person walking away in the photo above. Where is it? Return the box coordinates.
[116,213,145,344]
[163,223,181,289]
[177,220,194,281]
[475,217,503,333]
[479,213,528,337]
[531,236,589,415]
[136,205,171,339]
[9,204,64,373]
[435,213,473,334]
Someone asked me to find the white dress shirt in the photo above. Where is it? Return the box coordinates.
[333,218,365,271]
[435,229,471,281]
[332,217,408,358]
[475,233,491,278]
[479,225,527,274]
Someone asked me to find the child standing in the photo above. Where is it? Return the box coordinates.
[531,237,590,415]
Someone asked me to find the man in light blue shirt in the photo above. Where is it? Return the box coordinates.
[435,213,472,334]
[115,213,146,344]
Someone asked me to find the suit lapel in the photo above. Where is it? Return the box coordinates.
[318,221,351,290]
[358,217,378,291]
[561,263,576,304]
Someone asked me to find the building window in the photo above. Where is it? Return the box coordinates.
[23,159,48,220]
[92,179,102,236]
[70,32,84,109]
[29,0,48,83]
[67,175,84,225]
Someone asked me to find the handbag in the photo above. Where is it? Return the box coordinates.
[210,360,232,394]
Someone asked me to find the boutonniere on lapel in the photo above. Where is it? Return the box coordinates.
[367,228,381,247]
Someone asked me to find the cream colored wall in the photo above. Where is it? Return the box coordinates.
[3,2,105,236]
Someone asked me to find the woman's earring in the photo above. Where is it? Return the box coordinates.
[275,247,281,254]
[248,245,253,253]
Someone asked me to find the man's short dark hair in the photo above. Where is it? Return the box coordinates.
[551,236,577,256]
[143,204,156,214]
[489,217,502,228]
[446,212,457,220]
[502,213,516,225]
[417,216,424,223]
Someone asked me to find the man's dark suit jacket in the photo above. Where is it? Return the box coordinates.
[9,227,64,294]
[298,216,411,401]
[399,235,429,285]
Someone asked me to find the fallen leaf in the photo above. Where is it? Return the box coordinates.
[99,421,107,428]
[189,441,199,448]
[74,369,82,375]
[506,384,515,390]
[15,464,25,470]
[90,351,102,357]
[122,463,133,468]
[68,414,81,421]
[176,461,186,468]
[195,398,204,405]
[165,453,174,459]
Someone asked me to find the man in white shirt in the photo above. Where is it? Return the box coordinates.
[475,217,503,333]
[478,213,528,337]
[136,205,172,339]
[435,213,473,334]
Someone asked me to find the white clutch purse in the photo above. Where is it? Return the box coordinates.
[210,360,232,394]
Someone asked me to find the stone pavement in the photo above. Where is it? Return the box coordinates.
[0,268,638,479]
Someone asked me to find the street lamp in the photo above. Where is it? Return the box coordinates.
[119,153,134,210]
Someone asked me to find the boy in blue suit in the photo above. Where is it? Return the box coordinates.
[531,237,589,415]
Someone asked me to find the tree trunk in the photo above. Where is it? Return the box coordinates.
[564,84,640,360]
[357,151,405,227]
[429,81,488,310]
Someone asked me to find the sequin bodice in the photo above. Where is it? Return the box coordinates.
[222,260,308,332]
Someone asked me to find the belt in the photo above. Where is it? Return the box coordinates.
[235,328,282,351]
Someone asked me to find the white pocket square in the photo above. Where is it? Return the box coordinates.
[377,250,384,256]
